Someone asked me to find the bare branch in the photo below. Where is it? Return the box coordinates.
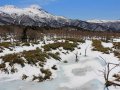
[99,56,107,65]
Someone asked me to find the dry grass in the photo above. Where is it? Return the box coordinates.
[0,42,12,48]
[48,52,61,61]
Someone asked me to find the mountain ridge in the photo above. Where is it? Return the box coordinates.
[87,19,120,23]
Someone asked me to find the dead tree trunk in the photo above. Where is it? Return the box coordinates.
[0,34,2,43]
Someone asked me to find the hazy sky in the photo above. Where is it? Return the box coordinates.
[0,0,120,20]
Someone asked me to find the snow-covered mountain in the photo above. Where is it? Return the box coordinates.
[0,5,70,27]
[0,5,66,20]
[0,5,120,31]
[86,20,120,31]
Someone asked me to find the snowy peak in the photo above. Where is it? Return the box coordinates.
[0,5,43,15]
[87,19,120,23]
[0,5,66,20]
[0,5,22,15]
[0,5,42,11]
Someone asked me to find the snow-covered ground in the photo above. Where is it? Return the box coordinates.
[0,40,120,90]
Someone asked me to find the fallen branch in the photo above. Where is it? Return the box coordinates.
[106,81,120,87]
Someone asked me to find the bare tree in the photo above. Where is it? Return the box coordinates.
[99,56,120,87]
[74,51,79,62]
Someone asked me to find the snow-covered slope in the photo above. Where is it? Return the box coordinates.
[87,19,120,23]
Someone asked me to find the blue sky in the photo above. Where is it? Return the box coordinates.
[0,0,120,20]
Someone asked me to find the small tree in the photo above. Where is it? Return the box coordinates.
[85,45,89,57]
[74,51,79,62]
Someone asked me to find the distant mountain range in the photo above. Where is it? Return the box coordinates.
[0,5,120,31]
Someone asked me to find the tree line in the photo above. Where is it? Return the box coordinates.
[0,25,120,43]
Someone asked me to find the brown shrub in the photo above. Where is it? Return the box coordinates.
[92,40,111,54]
